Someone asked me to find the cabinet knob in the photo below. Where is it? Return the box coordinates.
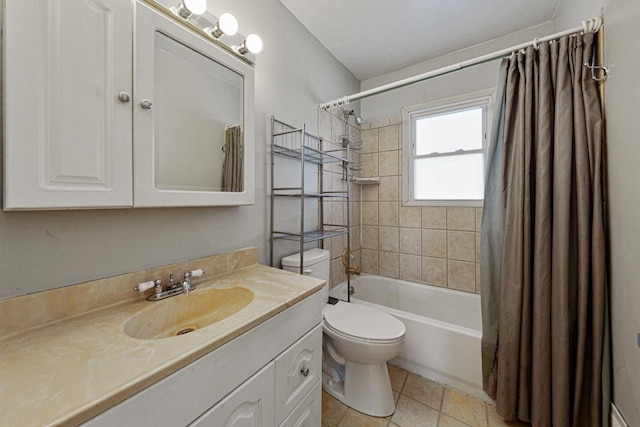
[140,99,153,110]
[118,91,131,103]
[300,367,310,377]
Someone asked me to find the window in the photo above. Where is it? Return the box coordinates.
[402,92,492,206]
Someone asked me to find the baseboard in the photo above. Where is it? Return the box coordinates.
[611,403,628,427]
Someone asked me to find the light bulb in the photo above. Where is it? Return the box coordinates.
[175,0,207,18]
[209,13,238,38]
[218,13,238,36]
[244,34,263,54]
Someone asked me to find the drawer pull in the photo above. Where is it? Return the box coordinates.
[300,367,310,377]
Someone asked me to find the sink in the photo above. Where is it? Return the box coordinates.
[124,286,254,339]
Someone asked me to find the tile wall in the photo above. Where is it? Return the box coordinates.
[317,109,362,289]
[359,118,482,294]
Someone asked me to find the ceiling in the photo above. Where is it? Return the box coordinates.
[279,0,562,80]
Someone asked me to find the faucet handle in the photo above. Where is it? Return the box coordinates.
[134,281,155,293]
[184,269,204,278]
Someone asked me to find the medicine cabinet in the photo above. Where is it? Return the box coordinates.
[3,0,255,210]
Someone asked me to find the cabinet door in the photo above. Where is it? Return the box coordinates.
[279,382,321,427]
[274,325,322,425]
[133,1,255,207]
[3,0,133,210]
[189,362,275,427]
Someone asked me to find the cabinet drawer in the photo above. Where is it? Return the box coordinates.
[274,324,322,425]
[190,362,275,427]
[279,382,321,427]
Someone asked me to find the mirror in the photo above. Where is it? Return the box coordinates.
[134,0,255,207]
[154,32,244,192]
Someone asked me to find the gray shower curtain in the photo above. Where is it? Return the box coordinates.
[222,126,244,192]
[481,32,608,426]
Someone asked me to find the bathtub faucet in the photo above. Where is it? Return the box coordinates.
[342,249,361,275]
[345,266,361,275]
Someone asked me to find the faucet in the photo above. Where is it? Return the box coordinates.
[345,266,361,275]
[134,269,204,301]
[342,249,361,276]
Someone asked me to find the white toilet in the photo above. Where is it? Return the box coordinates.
[282,249,406,417]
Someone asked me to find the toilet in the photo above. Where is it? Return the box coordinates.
[282,249,406,417]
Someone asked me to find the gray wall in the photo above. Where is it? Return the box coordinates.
[0,0,359,300]
[359,24,553,122]
[604,5,640,421]
[555,0,640,424]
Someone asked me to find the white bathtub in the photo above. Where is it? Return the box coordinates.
[331,275,487,401]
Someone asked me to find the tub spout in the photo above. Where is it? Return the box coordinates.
[345,266,361,275]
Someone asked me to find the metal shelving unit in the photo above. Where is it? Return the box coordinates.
[270,116,350,273]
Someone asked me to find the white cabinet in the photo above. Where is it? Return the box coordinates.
[280,383,322,427]
[3,0,255,210]
[133,1,254,207]
[3,0,134,209]
[190,363,275,427]
[275,325,322,425]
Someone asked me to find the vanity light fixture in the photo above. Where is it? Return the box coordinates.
[207,13,238,38]
[166,0,263,60]
[236,34,263,55]
[173,0,207,19]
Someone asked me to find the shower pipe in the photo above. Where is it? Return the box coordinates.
[320,17,603,110]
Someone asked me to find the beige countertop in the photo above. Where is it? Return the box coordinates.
[0,249,323,427]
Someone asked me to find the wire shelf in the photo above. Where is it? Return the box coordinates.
[271,117,349,164]
[272,188,349,198]
[272,227,349,243]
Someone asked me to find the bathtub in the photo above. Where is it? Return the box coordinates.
[331,274,487,401]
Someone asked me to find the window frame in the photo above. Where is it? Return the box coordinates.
[401,90,494,207]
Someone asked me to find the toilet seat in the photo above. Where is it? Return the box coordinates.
[323,301,406,344]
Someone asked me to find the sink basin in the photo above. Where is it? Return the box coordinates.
[124,286,254,339]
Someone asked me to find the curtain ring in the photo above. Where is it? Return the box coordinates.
[593,17,602,33]
[533,37,539,50]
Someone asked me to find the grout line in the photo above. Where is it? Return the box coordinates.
[485,402,489,427]
[335,405,348,427]
[398,371,408,394]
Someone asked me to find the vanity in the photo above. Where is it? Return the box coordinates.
[0,248,323,426]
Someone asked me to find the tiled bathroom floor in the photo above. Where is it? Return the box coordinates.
[322,364,531,427]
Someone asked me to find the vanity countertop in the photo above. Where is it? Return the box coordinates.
[0,249,323,427]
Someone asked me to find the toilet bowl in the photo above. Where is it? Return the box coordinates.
[282,249,406,417]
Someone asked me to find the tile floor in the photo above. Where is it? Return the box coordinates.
[322,364,530,427]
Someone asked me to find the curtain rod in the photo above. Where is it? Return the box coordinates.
[320,17,602,110]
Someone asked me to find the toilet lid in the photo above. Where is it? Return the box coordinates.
[323,301,406,342]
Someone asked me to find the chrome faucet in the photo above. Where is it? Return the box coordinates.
[167,274,180,290]
[134,269,204,301]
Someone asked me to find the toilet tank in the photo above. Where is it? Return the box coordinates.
[281,249,330,302]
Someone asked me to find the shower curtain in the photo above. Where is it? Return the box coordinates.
[480,32,609,426]
[222,126,243,192]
